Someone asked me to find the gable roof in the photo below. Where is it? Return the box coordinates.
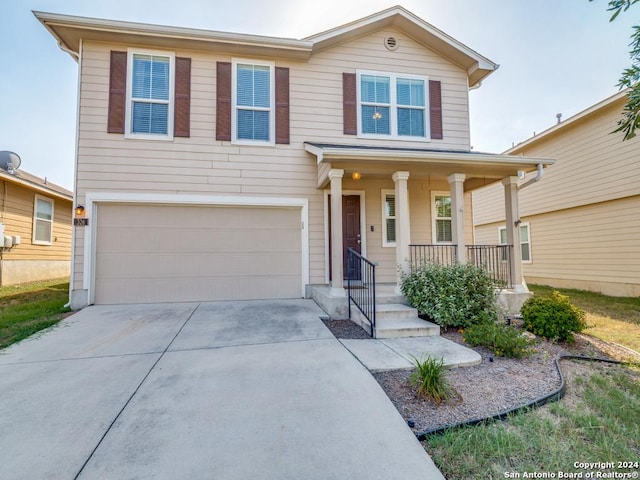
[506,90,629,155]
[35,6,497,87]
[0,168,73,201]
[305,6,498,87]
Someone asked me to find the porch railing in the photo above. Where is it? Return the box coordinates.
[409,244,458,268]
[346,247,376,337]
[408,244,514,288]
[466,245,513,288]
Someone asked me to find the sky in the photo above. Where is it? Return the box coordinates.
[0,0,635,190]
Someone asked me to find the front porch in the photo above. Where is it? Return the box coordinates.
[305,143,553,337]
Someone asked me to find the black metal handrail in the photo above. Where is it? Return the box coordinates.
[466,245,513,288]
[346,247,376,337]
[409,244,458,268]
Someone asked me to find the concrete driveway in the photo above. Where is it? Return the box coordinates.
[0,300,444,479]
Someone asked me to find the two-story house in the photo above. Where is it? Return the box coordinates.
[38,6,552,317]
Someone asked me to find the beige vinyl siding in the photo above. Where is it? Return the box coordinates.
[475,196,640,296]
[472,94,639,296]
[0,181,72,261]
[74,33,472,291]
[336,178,474,283]
[474,97,640,226]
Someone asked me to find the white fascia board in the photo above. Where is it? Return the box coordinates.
[34,11,312,56]
[506,89,629,154]
[307,145,554,169]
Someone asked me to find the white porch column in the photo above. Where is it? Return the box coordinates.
[329,169,345,296]
[393,171,410,292]
[448,173,466,263]
[502,176,525,292]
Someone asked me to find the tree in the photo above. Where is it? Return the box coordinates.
[593,0,640,139]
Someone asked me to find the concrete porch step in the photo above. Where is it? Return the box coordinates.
[352,303,440,339]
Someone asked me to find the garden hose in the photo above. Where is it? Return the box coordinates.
[415,354,638,441]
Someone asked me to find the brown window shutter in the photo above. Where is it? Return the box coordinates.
[343,73,357,135]
[429,80,443,140]
[275,67,290,144]
[174,57,191,138]
[108,51,127,134]
[216,62,232,141]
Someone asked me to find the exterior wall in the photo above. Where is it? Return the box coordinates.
[329,177,474,283]
[73,31,470,293]
[473,96,640,296]
[0,180,72,285]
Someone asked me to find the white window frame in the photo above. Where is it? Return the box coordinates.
[381,189,396,247]
[231,58,275,146]
[33,195,54,246]
[431,191,453,244]
[125,48,175,141]
[499,223,532,263]
[356,70,430,141]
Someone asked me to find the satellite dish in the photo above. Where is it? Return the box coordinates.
[0,151,21,173]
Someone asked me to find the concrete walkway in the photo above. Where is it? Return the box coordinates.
[0,300,444,480]
[341,335,482,372]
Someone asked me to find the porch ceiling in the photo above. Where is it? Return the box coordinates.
[305,143,554,191]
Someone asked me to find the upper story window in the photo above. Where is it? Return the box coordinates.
[125,49,175,140]
[357,71,428,140]
[33,195,53,245]
[232,59,275,144]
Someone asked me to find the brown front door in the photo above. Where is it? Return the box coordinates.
[329,195,361,280]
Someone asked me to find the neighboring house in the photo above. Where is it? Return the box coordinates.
[37,6,553,312]
[0,162,73,286]
[473,91,639,297]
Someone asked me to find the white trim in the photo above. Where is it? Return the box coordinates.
[124,48,175,141]
[356,69,430,141]
[431,191,453,244]
[231,58,276,146]
[32,194,54,246]
[322,190,367,284]
[83,193,309,305]
[381,189,396,247]
[499,222,532,263]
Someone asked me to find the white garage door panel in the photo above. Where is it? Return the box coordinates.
[94,204,302,304]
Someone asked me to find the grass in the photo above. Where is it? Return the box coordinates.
[0,278,71,350]
[424,362,640,480]
[529,284,640,353]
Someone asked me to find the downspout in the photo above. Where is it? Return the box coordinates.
[518,163,544,190]
[57,41,79,62]
[0,181,6,286]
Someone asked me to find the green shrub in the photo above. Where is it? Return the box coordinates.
[409,355,450,403]
[521,290,587,342]
[401,262,499,329]
[463,322,534,358]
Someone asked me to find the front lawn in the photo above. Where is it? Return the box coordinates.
[425,360,640,480]
[529,284,640,353]
[0,278,71,350]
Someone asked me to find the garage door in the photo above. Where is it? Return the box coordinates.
[93,204,302,304]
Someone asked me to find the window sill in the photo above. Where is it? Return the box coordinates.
[232,139,275,147]
[382,242,396,248]
[124,132,174,141]
[32,240,52,246]
[357,133,431,142]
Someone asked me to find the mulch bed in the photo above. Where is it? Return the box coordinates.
[322,318,640,434]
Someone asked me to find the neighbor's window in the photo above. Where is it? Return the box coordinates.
[433,193,452,243]
[382,190,396,246]
[126,50,174,139]
[358,71,427,139]
[33,195,53,245]
[499,223,531,262]
[233,60,274,143]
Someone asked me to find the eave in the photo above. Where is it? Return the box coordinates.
[305,142,554,190]
[34,11,314,61]
[0,170,73,202]
[305,6,498,87]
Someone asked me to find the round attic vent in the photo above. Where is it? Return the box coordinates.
[384,36,398,51]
